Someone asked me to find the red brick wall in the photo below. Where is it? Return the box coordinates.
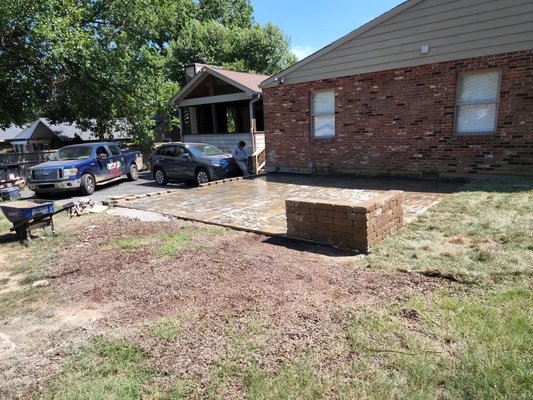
[263,50,533,177]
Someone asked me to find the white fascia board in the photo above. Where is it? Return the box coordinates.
[178,92,252,107]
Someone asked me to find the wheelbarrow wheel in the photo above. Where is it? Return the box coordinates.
[80,174,95,195]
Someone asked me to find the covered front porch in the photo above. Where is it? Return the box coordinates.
[171,65,268,173]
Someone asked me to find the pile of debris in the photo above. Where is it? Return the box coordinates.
[67,199,108,217]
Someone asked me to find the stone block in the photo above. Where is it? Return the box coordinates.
[314,202,335,211]
[333,218,352,227]
[315,215,333,225]
[328,210,348,220]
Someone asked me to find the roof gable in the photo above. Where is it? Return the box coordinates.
[263,0,533,87]
[171,66,268,106]
[13,118,55,140]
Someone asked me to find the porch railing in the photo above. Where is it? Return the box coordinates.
[251,146,266,174]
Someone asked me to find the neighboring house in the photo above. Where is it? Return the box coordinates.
[0,125,24,152]
[9,118,130,153]
[10,119,74,153]
[171,63,268,172]
[261,0,533,178]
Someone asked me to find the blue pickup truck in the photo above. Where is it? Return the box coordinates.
[26,142,143,196]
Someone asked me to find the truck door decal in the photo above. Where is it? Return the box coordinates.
[106,160,122,177]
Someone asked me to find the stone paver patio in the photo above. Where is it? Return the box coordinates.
[119,174,464,235]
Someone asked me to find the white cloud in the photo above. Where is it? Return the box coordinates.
[291,45,317,61]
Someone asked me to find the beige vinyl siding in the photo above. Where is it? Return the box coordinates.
[254,133,265,151]
[284,0,533,85]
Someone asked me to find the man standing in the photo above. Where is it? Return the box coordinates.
[232,141,249,177]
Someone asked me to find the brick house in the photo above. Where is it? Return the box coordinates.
[171,62,268,173]
[261,0,533,178]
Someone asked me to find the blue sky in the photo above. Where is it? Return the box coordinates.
[252,0,406,59]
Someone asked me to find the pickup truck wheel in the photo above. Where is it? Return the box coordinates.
[154,168,168,185]
[127,163,139,181]
[80,174,95,195]
[195,168,210,185]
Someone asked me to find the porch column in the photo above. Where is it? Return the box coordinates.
[190,107,199,134]
[209,77,218,133]
[249,94,261,154]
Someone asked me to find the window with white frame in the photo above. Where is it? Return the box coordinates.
[455,70,500,135]
[312,90,335,138]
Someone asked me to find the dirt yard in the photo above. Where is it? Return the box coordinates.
[4,178,531,399]
[0,213,444,398]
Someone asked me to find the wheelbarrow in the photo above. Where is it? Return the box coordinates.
[0,200,75,241]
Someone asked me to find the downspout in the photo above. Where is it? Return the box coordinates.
[249,94,261,154]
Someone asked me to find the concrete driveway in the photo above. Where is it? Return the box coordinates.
[20,171,193,206]
[117,174,464,236]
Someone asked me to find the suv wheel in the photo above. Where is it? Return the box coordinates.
[195,168,210,185]
[154,168,168,185]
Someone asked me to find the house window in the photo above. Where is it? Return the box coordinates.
[312,90,335,138]
[455,70,500,135]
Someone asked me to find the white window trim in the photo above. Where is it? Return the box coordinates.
[311,90,335,139]
[454,70,501,136]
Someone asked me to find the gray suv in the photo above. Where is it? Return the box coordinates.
[150,142,240,185]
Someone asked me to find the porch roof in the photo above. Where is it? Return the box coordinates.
[170,66,269,107]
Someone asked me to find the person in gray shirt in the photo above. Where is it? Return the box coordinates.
[232,141,249,177]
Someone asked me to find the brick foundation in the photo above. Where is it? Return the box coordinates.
[286,191,404,252]
[264,50,533,178]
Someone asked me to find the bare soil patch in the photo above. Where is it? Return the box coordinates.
[45,216,444,396]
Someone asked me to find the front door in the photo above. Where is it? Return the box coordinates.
[94,145,112,182]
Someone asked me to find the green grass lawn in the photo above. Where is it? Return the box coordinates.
[367,179,533,284]
[2,178,532,399]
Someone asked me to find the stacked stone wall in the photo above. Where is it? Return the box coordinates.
[286,191,404,252]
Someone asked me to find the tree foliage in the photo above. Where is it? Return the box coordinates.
[1,0,180,139]
[168,20,297,84]
[0,0,296,140]
[198,0,253,28]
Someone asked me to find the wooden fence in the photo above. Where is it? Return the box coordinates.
[0,151,56,176]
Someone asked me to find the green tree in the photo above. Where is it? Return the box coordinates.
[1,0,180,140]
[197,0,254,28]
[0,0,296,140]
[166,20,297,84]
[0,0,52,126]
